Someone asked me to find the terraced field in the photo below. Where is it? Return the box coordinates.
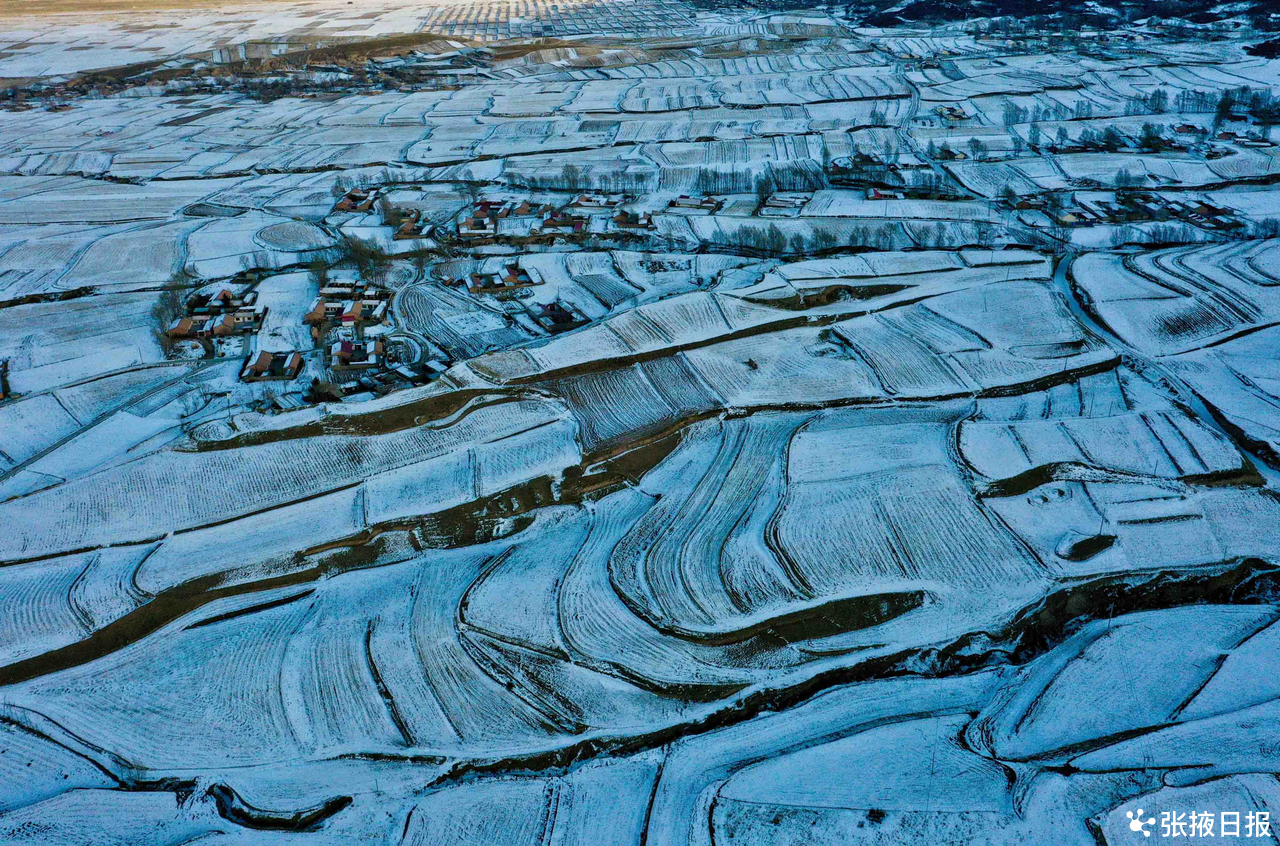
[2,3,1280,844]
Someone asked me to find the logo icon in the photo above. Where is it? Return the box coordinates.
[1127,809,1154,837]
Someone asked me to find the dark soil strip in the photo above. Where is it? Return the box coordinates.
[184,589,315,631]
[365,619,417,747]
[206,782,351,832]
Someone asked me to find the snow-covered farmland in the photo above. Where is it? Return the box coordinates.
[1,5,1280,843]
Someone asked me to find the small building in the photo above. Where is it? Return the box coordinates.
[457,214,497,239]
[1192,201,1226,218]
[571,192,624,210]
[866,187,904,200]
[456,200,516,239]
[303,297,336,327]
[241,351,303,382]
[270,393,307,411]
[392,209,430,240]
[193,314,239,339]
[764,194,809,209]
[330,338,385,371]
[509,200,550,216]
[475,200,512,219]
[760,193,811,216]
[527,300,589,334]
[335,188,379,213]
[188,288,257,317]
[230,306,266,333]
[613,209,655,230]
[305,287,389,339]
[535,210,587,234]
[669,194,721,212]
[166,317,198,339]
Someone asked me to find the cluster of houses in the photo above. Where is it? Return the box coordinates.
[454,262,545,297]
[456,194,641,241]
[932,105,969,122]
[303,280,391,341]
[166,288,267,342]
[1012,192,1240,231]
[456,199,553,239]
[1081,193,1241,230]
[1213,128,1275,148]
[448,260,588,335]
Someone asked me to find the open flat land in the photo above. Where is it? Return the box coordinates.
[2,1,1280,843]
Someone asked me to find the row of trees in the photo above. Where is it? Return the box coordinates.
[330,168,413,200]
[725,223,897,256]
[1003,99,1094,126]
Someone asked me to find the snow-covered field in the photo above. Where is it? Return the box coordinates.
[1,4,1280,843]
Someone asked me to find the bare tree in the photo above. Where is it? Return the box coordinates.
[308,258,329,288]
[410,239,430,277]
[754,173,775,212]
[151,271,189,357]
[377,196,403,228]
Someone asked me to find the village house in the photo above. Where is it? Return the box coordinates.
[668,195,722,212]
[329,338,385,371]
[612,209,655,230]
[304,297,344,328]
[230,307,266,332]
[334,187,379,213]
[833,151,886,170]
[866,187,904,200]
[187,288,258,317]
[457,213,498,239]
[241,350,304,382]
[455,200,514,239]
[534,209,588,234]
[168,306,265,340]
[303,284,391,340]
[508,200,551,216]
[571,192,625,211]
[760,193,811,216]
[199,314,239,338]
[392,208,431,240]
[166,317,198,339]
[526,299,589,334]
